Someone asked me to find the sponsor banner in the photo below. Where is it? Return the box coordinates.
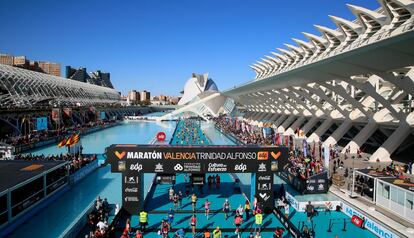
[122,172,143,212]
[51,108,61,123]
[342,202,400,238]
[285,191,341,212]
[279,171,328,194]
[100,111,106,120]
[207,163,228,172]
[285,191,300,211]
[106,145,287,215]
[36,117,48,131]
[63,107,72,117]
[323,144,330,176]
[107,145,288,164]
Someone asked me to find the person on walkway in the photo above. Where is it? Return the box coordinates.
[190,214,197,237]
[305,201,314,221]
[236,204,244,217]
[215,174,221,189]
[213,227,222,238]
[173,193,179,210]
[205,199,211,220]
[284,202,290,219]
[178,191,183,208]
[139,211,148,232]
[169,187,174,201]
[223,199,231,220]
[168,208,175,225]
[161,219,170,238]
[254,210,263,233]
[254,231,261,238]
[191,193,198,212]
[244,200,251,220]
[203,229,211,238]
[135,230,143,238]
[234,212,243,235]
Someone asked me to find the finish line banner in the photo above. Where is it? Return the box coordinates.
[105,145,289,214]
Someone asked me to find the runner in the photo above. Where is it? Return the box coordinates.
[234,212,243,235]
[135,230,143,238]
[203,229,211,238]
[178,191,183,208]
[139,210,148,232]
[213,227,222,238]
[215,174,221,189]
[173,193,179,210]
[305,201,314,221]
[222,199,231,220]
[161,219,170,238]
[169,187,174,201]
[204,199,211,220]
[273,227,285,238]
[190,214,197,237]
[167,208,175,225]
[254,231,261,238]
[191,193,198,212]
[236,204,244,217]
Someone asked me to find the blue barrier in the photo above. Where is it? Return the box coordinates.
[69,160,99,185]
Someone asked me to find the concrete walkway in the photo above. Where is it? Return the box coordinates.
[330,186,414,238]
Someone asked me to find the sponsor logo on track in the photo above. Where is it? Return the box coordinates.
[115,151,126,159]
[208,163,228,172]
[174,164,183,171]
[257,151,268,160]
[234,163,247,172]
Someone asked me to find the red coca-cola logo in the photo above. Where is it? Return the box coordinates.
[351,215,363,228]
[156,132,166,141]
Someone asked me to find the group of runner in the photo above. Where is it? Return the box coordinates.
[127,175,285,238]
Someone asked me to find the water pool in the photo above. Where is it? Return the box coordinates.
[9,121,176,238]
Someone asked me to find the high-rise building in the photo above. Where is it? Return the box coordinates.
[0,52,60,76]
[140,90,151,101]
[12,56,27,66]
[66,66,114,88]
[0,54,13,65]
[159,95,168,101]
[38,61,61,77]
[128,90,140,103]
[66,66,88,83]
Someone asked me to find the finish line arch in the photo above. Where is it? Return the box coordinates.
[105,145,289,214]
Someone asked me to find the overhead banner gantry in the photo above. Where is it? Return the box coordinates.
[105,145,289,214]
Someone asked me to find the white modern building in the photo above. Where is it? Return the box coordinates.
[159,73,235,120]
[222,0,414,162]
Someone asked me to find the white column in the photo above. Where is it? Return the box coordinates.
[323,119,353,147]
[307,118,333,143]
[278,115,296,133]
[273,114,288,128]
[369,122,412,162]
[285,116,306,135]
[342,120,378,154]
[301,117,319,136]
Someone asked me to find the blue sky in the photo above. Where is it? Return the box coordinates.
[0,0,379,96]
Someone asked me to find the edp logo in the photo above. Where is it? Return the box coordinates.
[234,163,247,172]
[130,163,143,172]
